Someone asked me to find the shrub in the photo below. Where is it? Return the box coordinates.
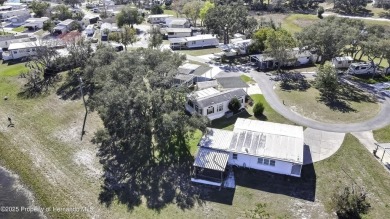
[151,5,164,15]
[253,102,265,117]
[331,186,371,219]
[317,6,324,19]
[228,97,241,113]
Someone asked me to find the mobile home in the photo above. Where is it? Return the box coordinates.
[192,118,304,187]
[54,19,75,35]
[23,17,50,30]
[165,18,190,28]
[0,34,36,49]
[161,28,192,39]
[147,14,173,24]
[169,34,219,49]
[0,8,30,21]
[2,41,40,60]
[332,56,353,69]
[185,88,247,120]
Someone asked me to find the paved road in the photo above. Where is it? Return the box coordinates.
[323,12,390,22]
[250,71,390,133]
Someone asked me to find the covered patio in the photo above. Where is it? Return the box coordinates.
[191,147,230,187]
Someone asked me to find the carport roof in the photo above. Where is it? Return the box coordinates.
[194,147,229,172]
[217,77,249,89]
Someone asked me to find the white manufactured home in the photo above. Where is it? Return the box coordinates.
[2,41,40,60]
[147,14,173,24]
[185,87,247,120]
[332,56,353,69]
[23,17,50,30]
[165,18,190,28]
[169,34,219,49]
[192,118,304,187]
[0,34,36,49]
[161,28,192,39]
[54,19,75,35]
[0,8,30,21]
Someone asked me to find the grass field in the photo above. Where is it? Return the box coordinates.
[373,125,390,143]
[12,26,27,32]
[239,74,255,83]
[281,14,319,33]
[179,47,221,57]
[211,94,297,130]
[1,62,390,218]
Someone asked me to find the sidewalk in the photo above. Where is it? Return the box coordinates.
[352,131,390,172]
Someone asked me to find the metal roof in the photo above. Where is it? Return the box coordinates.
[8,41,40,50]
[199,118,304,164]
[191,87,220,99]
[197,80,218,90]
[185,34,216,41]
[168,19,188,26]
[168,38,187,44]
[163,28,192,33]
[193,88,247,108]
[174,74,194,83]
[194,147,229,172]
[217,77,249,89]
[192,66,213,76]
[58,19,74,26]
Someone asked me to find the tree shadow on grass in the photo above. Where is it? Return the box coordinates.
[317,83,377,113]
[97,135,206,212]
[279,72,311,92]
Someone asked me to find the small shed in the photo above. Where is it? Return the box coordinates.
[332,56,353,69]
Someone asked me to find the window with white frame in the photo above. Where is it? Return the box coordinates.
[233,153,238,159]
[258,157,275,166]
[207,106,214,114]
[217,104,223,112]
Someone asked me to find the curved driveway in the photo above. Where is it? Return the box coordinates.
[250,72,390,133]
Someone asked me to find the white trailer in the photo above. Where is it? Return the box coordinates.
[332,56,353,69]
[2,41,40,61]
[161,28,192,39]
[184,34,219,49]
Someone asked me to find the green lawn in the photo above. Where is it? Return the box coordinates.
[211,94,296,130]
[281,14,319,33]
[275,83,380,123]
[179,47,221,57]
[373,125,390,143]
[313,134,390,218]
[12,26,27,32]
[240,74,255,83]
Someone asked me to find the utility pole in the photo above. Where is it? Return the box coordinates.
[79,76,88,140]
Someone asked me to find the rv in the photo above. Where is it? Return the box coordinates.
[347,62,377,75]
[85,25,95,36]
[332,56,353,69]
[161,28,192,39]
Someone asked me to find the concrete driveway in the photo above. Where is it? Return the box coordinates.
[303,128,345,164]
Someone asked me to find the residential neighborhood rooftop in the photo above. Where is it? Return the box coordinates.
[200,118,304,164]
[194,147,230,172]
[192,88,247,108]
